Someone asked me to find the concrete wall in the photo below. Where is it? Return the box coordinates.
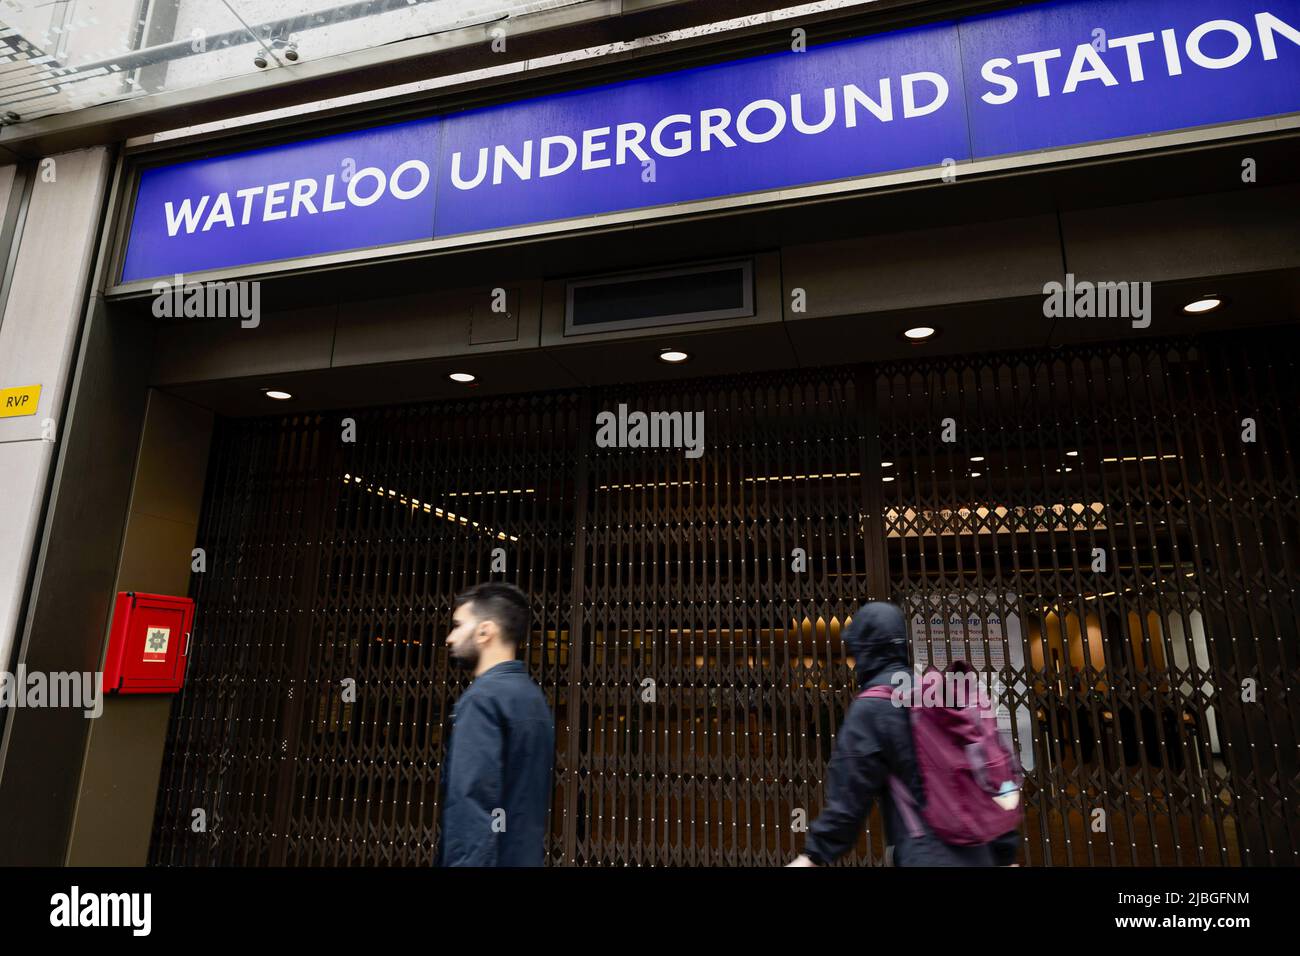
[0,148,130,865]
[65,390,213,866]
[0,149,111,681]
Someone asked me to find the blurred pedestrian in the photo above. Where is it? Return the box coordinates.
[788,602,1021,867]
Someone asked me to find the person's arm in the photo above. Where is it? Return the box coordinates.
[442,693,505,866]
[794,704,888,866]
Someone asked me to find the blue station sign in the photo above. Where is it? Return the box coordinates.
[120,0,1300,283]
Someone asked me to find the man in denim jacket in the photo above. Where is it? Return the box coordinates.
[436,583,555,867]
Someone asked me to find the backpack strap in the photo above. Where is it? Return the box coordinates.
[885,777,925,839]
[858,685,895,701]
[856,684,925,839]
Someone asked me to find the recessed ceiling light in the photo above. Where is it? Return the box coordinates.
[882,476,895,482]
[1066,450,1079,457]
[970,455,985,462]
[264,389,292,400]
[449,372,476,383]
[970,471,982,478]
[902,326,937,341]
[881,461,894,468]
[1183,296,1222,314]
[658,348,690,363]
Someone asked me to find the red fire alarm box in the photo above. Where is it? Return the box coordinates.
[102,592,195,695]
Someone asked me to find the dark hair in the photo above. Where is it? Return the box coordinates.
[453,582,530,648]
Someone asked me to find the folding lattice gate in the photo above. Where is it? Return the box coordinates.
[150,331,1300,866]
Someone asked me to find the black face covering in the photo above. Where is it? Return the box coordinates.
[842,601,910,688]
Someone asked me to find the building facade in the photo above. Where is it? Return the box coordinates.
[0,0,1297,867]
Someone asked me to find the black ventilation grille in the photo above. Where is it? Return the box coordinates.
[565,260,753,334]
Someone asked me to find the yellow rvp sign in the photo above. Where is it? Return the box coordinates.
[0,385,41,417]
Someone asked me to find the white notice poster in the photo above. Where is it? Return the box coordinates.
[909,593,1035,772]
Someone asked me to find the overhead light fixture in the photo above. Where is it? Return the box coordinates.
[264,389,292,400]
[1066,450,1079,457]
[658,348,690,363]
[1183,295,1223,314]
[902,326,937,341]
[449,372,476,383]
[970,455,985,463]
[882,476,895,482]
[970,471,983,478]
[881,461,894,468]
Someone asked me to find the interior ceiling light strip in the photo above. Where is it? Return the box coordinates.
[343,473,519,541]
[1103,454,1180,462]
[443,487,537,497]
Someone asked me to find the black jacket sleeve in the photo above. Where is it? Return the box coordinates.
[802,700,889,865]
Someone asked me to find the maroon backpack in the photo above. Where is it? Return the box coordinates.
[859,667,1023,846]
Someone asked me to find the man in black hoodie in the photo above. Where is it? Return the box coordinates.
[788,601,1020,867]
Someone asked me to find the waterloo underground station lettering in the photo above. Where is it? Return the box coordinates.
[158,73,957,237]
[448,10,1300,192]
[123,1,1300,281]
[162,158,431,237]
[162,9,1300,213]
[978,11,1300,103]
[448,74,950,190]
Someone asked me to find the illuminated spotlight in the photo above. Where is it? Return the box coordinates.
[881,461,894,468]
[970,455,985,462]
[264,389,292,400]
[658,348,690,364]
[1066,450,1079,457]
[1183,295,1222,314]
[902,326,937,341]
[970,471,982,478]
[882,476,895,482]
[449,372,476,383]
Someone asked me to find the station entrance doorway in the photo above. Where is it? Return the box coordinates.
[149,330,1299,866]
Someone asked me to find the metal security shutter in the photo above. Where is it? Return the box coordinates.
[150,330,1300,866]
